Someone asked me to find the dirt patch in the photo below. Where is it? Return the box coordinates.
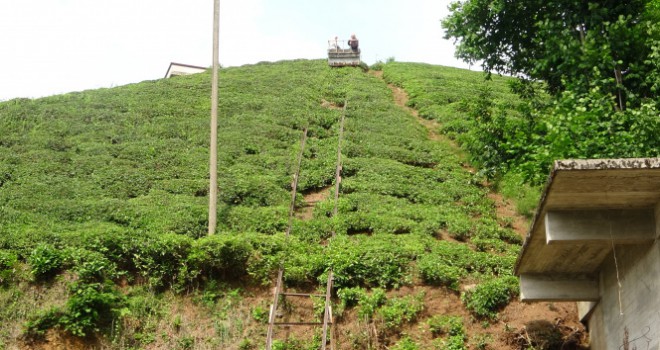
[321,99,343,110]
[374,71,471,163]
[21,330,92,350]
[489,192,530,238]
[295,186,333,220]
[332,286,587,350]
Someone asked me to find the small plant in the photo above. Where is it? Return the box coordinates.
[462,275,519,319]
[471,333,492,350]
[370,61,385,71]
[28,244,65,281]
[252,305,269,323]
[24,281,126,339]
[270,336,315,350]
[337,287,365,308]
[378,292,425,331]
[444,334,468,350]
[391,336,419,350]
[0,249,17,285]
[172,314,182,331]
[238,338,254,350]
[24,307,63,339]
[357,288,387,321]
[417,256,463,291]
[427,315,464,337]
[177,336,195,350]
[60,281,126,337]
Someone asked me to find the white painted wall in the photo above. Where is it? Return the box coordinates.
[587,203,660,349]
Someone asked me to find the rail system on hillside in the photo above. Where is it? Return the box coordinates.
[265,102,347,350]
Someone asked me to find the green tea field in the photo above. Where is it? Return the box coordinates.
[0,59,585,349]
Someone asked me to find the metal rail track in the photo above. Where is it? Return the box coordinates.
[266,102,347,350]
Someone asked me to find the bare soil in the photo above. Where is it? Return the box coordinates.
[296,186,333,220]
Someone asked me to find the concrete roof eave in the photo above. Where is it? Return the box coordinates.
[514,158,660,278]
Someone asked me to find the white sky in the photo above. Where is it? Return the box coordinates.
[0,0,471,101]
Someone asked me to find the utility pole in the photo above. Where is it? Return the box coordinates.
[208,0,220,235]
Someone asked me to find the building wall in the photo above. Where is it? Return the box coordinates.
[587,205,660,349]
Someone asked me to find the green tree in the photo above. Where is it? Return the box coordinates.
[443,0,658,108]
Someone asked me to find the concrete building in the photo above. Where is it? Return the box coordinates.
[515,158,660,349]
[164,62,206,78]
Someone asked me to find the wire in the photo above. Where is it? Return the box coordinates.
[609,221,624,316]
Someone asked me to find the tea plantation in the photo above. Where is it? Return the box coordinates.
[1,59,533,349]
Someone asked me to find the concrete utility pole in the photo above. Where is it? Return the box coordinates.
[208,0,220,235]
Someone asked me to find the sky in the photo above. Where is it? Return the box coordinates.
[0,0,473,101]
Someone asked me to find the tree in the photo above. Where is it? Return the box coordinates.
[442,0,658,108]
[442,1,660,184]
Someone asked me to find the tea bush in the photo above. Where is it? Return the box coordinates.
[337,287,387,321]
[25,281,125,338]
[60,281,126,337]
[0,249,17,285]
[427,315,464,337]
[462,275,519,318]
[382,61,660,185]
[326,235,423,288]
[391,337,419,350]
[417,255,464,291]
[28,244,66,281]
[378,292,425,331]
[0,59,527,342]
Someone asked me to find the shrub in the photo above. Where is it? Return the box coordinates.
[246,234,288,285]
[357,288,386,321]
[370,61,385,71]
[223,205,288,234]
[378,292,425,331]
[391,336,419,350]
[24,307,64,339]
[462,276,519,318]
[28,244,65,281]
[417,255,464,291]
[67,248,117,283]
[427,315,464,337]
[187,234,253,281]
[439,335,468,350]
[0,249,18,285]
[24,281,125,338]
[132,233,192,289]
[326,235,418,288]
[60,281,126,336]
[337,287,365,308]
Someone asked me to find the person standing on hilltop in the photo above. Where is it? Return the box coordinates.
[348,34,359,51]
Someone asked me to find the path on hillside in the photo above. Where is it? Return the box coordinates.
[369,69,587,349]
[370,71,443,142]
[370,70,530,238]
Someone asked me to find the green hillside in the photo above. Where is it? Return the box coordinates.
[1,60,566,349]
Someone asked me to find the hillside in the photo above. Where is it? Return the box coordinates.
[0,60,585,349]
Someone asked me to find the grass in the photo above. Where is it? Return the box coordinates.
[0,59,524,348]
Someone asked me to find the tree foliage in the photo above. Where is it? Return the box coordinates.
[439,1,660,184]
[443,0,659,105]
